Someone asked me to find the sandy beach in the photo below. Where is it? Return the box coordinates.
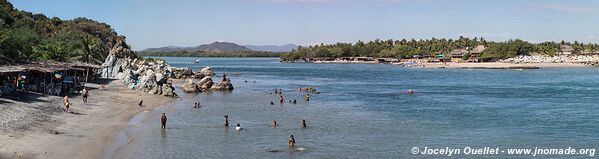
[411,62,588,69]
[0,80,174,159]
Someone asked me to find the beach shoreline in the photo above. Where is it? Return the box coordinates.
[0,80,174,159]
[286,60,590,68]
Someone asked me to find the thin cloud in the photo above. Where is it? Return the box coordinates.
[243,0,427,4]
[538,2,599,14]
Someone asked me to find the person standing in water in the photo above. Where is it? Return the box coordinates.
[279,95,284,103]
[288,135,296,147]
[224,115,230,127]
[301,119,307,128]
[81,87,88,104]
[304,94,310,101]
[160,113,167,129]
[63,96,70,112]
[272,120,278,127]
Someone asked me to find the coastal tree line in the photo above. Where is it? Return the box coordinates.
[280,36,599,61]
[0,0,124,65]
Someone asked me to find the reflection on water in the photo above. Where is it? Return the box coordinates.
[108,57,599,159]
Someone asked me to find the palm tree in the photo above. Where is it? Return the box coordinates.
[73,35,106,64]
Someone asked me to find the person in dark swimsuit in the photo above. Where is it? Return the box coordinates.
[272,120,278,127]
[288,135,296,147]
[224,115,229,127]
[161,113,167,129]
[138,100,143,107]
[301,119,306,128]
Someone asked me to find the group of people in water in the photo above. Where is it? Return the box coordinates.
[160,112,306,147]
[269,88,310,105]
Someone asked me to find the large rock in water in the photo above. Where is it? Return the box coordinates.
[199,67,214,77]
[198,76,214,91]
[181,79,199,93]
[162,83,176,97]
[172,67,193,78]
[211,79,234,90]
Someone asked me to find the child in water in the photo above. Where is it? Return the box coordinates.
[236,123,242,131]
[288,135,296,147]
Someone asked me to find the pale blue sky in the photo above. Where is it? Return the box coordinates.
[9,0,599,50]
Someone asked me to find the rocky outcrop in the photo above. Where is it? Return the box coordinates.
[181,79,199,93]
[211,79,234,90]
[199,67,214,77]
[100,38,177,97]
[198,76,214,91]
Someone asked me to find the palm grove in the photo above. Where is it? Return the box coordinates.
[0,0,124,65]
[281,37,599,62]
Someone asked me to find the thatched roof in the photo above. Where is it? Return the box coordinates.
[0,60,99,74]
[470,45,486,53]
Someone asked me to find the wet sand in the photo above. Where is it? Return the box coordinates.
[0,80,174,159]
[408,62,588,69]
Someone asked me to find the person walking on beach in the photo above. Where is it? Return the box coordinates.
[63,96,70,112]
[82,87,88,104]
[288,135,296,147]
[224,115,230,127]
[272,120,278,127]
[160,113,167,129]
[301,119,306,128]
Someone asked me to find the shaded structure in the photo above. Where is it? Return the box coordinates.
[0,61,101,96]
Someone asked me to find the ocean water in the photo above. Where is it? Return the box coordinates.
[105,57,599,158]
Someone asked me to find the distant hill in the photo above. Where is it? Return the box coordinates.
[142,42,253,53]
[243,44,297,52]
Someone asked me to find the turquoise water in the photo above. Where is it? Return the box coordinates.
[107,57,599,158]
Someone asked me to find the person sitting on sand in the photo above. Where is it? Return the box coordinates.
[224,115,230,127]
[288,135,296,147]
[301,119,306,128]
[272,120,278,127]
[63,96,70,112]
[235,123,242,131]
[138,100,143,107]
[82,87,88,104]
[161,113,167,129]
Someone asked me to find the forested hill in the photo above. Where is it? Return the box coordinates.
[0,0,135,65]
[142,42,253,53]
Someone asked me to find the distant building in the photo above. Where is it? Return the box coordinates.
[559,45,573,55]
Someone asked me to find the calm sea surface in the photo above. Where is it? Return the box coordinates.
[106,57,599,158]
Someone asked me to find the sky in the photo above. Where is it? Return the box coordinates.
[9,0,599,50]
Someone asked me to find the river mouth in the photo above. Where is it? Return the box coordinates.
[103,57,599,158]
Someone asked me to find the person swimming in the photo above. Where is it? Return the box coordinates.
[194,102,201,108]
[224,115,230,127]
[301,119,306,128]
[304,94,310,101]
[288,135,296,147]
[407,89,414,94]
[235,123,242,131]
[270,101,274,105]
[272,120,278,127]
[160,113,167,129]
[292,99,297,104]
